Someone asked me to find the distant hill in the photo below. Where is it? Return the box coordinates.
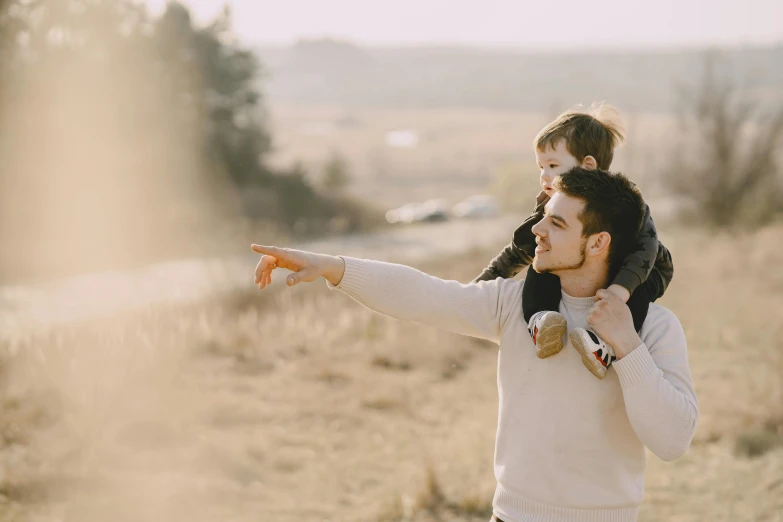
[255,41,783,112]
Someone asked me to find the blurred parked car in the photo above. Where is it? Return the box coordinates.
[452,194,499,219]
[385,203,418,224]
[415,199,449,222]
[385,199,449,224]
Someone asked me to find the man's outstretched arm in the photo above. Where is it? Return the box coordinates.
[251,245,522,344]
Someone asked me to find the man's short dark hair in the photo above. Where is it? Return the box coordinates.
[553,167,645,275]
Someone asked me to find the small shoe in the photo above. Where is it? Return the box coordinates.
[527,311,568,359]
[569,328,617,379]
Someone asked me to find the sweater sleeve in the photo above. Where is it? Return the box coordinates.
[328,257,522,344]
[612,308,698,461]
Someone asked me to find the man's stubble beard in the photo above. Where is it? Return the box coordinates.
[534,237,587,275]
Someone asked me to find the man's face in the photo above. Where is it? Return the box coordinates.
[531,192,588,274]
[535,140,580,197]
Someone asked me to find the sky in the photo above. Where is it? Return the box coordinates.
[145,0,783,49]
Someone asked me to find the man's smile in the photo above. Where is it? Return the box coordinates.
[535,240,550,254]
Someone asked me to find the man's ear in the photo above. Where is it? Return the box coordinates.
[582,155,597,170]
[586,231,611,258]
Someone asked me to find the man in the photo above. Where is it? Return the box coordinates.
[252,167,698,522]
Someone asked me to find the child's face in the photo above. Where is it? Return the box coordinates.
[535,140,580,197]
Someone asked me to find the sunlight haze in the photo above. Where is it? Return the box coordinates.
[146,0,783,49]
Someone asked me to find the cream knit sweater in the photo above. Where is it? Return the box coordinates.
[329,257,698,522]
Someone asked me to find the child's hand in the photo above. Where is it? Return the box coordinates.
[606,284,630,303]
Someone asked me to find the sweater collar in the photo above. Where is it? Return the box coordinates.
[560,291,596,315]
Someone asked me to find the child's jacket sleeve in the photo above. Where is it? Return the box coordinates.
[472,192,548,283]
[612,204,674,297]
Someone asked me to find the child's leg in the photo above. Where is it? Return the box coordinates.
[521,266,562,322]
[522,266,567,359]
[626,269,665,332]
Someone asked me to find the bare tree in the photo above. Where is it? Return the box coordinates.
[669,52,783,227]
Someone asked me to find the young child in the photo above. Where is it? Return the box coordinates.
[474,105,674,379]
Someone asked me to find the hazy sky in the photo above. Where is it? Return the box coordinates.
[146,0,783,49]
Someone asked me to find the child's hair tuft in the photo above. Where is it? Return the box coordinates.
[534,102,626,170]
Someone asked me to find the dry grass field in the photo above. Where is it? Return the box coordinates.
[266,105,678,212]
[1,223,781,522]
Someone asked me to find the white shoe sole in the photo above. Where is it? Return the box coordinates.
[535,314,568,359]
[569,331,608,379]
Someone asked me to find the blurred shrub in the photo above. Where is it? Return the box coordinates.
[666,52,783,228]
[320,151,352,193]
[735,421,783,458]
[239,163,384,236]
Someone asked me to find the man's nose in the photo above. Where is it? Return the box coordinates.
[531,220,544,237]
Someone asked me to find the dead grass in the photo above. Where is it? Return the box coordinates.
[0,224,781,521]
[377,464,494,522]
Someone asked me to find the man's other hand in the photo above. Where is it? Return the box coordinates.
[587,289,642,360]
[251,245,345,289]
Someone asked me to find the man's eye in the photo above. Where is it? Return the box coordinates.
[549,164,557,169]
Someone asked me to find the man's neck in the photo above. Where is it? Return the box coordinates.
[556,265,610,298]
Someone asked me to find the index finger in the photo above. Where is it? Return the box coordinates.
[595,289,610,300]
[251,244,283,256]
